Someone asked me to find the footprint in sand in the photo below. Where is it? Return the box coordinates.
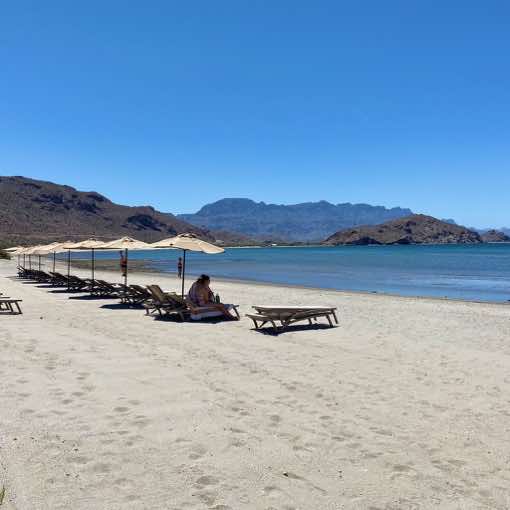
[195,475,219,487]
[91,462,111,473]
[269,415,281,426]
[189,445,207,460]
[264,485,286,498]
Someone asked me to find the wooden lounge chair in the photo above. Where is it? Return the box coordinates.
[247,305,338,333]
[144,285,238,321]
[169,292,240,320]
[90,280,124,297]
[145,285,189,320]
[0,298,23,314]
[123,285,153,305]
[48,272,71,287]
[117,285,152,305]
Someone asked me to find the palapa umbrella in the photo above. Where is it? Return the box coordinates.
[150,233,224,298]
[19,245,45,270]
[30,242,67,273]
[99,237,151,285]
[65,239,105,285]
[32,241,80,289]
[8,246,26,266]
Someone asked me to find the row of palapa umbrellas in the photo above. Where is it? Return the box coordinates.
[6,233,224,298]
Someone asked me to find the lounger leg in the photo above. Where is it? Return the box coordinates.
[326,314,333,327]
[16,302,22,314]
[332,311,339,324]
[308,318,312,325]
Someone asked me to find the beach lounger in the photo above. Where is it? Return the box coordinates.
[0,298,23,314]
[121,284,153,305]
[145,285,189,320]
[90,280,124,297]
[145,285,239,321]
[171,292,240,321]
[247,305,338,333]
[48,272,72,287]
[116,284,151,305]
[66,275,91,291]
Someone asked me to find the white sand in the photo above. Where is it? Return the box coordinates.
[1,259,510,509]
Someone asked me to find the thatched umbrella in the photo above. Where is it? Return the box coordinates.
[150,233,224,297]
[65,239,105,285]
[33,241,81,289]
[8,246,26,266]
[30,242,67,273]
[19,245,45,270]
[98,237,151,286]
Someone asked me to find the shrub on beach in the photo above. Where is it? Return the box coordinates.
[0,249,11,260]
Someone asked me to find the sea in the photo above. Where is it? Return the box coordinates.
[74,244,510,303]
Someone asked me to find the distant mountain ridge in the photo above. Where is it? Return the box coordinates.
[323,215,483,245]
[480,230,510,243]
[0,176,232,246]
[178,198,413,241]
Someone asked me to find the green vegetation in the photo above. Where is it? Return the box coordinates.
[0,249,11,260]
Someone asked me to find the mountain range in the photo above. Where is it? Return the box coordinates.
[0,176,236,246]
[1,177,507,247]
[178,198,413,241]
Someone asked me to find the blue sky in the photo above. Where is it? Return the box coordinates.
[1,1,509,227]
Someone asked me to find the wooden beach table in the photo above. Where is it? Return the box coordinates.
[247,305,338,333]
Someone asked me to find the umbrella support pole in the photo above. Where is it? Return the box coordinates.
[67,250,71,291]
[53,252,56,273]
[91,249,95,291]
[124,248,128,287]
[181,250,187,298]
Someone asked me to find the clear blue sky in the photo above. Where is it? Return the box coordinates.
[1,1,509,227]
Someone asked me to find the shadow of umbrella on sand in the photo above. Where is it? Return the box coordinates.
[150,233,224,298]
[98,237,151,286]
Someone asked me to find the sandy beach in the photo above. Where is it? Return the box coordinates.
[1,259,510,510]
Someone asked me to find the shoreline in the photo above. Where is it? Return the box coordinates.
[59,258,510,307]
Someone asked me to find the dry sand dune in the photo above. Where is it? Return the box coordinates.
[1,259,510,509]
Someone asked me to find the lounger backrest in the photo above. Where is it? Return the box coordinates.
[147,286,187,310]
[146,285,168,303]
[130,285,150,297]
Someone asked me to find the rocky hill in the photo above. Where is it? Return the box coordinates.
[323,215,483,245]
[480,230,510,243]
[178,198,413,241]
[0,176,228,246]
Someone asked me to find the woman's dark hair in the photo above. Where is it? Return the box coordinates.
[197,274,210,284]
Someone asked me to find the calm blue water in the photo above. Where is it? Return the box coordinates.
[72,244,510,302]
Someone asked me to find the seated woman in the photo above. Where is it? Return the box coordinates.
[187,274,238,320]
